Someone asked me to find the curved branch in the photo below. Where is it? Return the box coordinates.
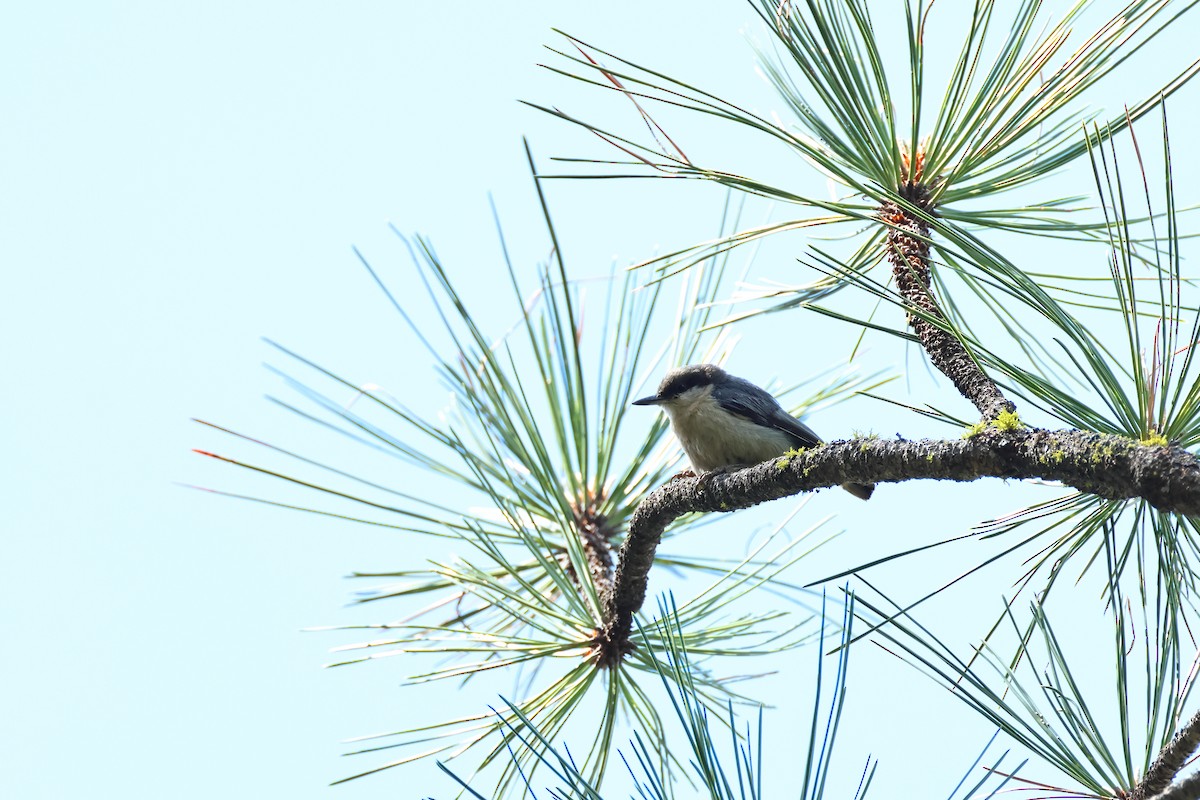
[882,190,1015,421]
[595,427,1200,660]
[1136,709,1200,800]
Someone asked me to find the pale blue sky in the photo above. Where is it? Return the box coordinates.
[5,2,1199,798]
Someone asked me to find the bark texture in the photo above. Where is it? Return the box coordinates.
[573,502,616,598]
[593,428,1200,661]
[1134,709,1200,800]
[881,190,1015,421]
[1147,771,1200,800]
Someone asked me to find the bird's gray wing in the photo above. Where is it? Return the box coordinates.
[713,378,823,449]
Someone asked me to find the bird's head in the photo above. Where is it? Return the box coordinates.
[632,364,728,409]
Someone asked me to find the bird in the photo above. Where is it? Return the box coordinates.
[632,363,874,500]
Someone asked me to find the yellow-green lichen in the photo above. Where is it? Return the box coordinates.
[778,447,808,470]
[964,410,1022,438]
[1051,450,1066,464]
[994,409,1022,431]
[1142,433,1169,447]
[962,421,988,439]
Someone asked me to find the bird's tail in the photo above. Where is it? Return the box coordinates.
[841,482,874,501]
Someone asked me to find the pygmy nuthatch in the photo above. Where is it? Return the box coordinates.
[633,363,874,500]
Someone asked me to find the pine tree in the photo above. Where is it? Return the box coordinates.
[199,2,1200,797]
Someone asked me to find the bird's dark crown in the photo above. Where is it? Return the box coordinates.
[656,363,728,400]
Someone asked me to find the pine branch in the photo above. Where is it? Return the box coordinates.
[571,502,617,595]
[1149,773,1200,800]
[1137,709,1200,800]
[882,187,1015,421]
[594,427,1200,660]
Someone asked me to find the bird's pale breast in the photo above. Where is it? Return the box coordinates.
[666,389,795,472]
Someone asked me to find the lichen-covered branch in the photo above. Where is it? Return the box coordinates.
[881,189,1015,421]
[593,428,1200,662]
[1135,709,1200,800]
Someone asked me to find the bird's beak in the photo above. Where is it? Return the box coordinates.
[632,395,664,406]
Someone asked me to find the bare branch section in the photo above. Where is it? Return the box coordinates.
[574,502,616,592]
[593,428,1200,662]
[882,188,1015,421]
[1136,708,1200,800]
[1148,772,1200,800]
